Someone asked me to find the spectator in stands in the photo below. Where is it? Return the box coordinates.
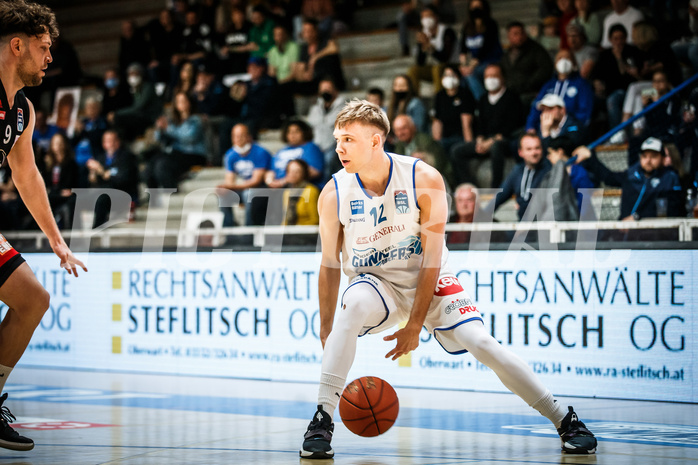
[230,56,277,136]
[146,9,183,84]
[289,18,345,95]
[620,21,683,127]
[555,0,577,50]
[591,23,643,130]
[266,119,324,188]
[535,93,586,153]
[537,16,561,58]
[101,67,132,117]
[526,49,594,132]
[119,20,150,74]
[307,77,344,179]
[217,123,272,227]
[171,61,197,102]
[146,92,207,190]
[570,0,601,46]
[601,0,644,48]
[248,5,276,59]
[500,21,554,108]
[566,23,598,80]
[365,87,386,111]
[72,97,108,176]
[628,70,681,158]
[432,65,475,158]
[108,63,162,141]
[457,0,503,101]
[173,9,215,76]
[43,133,79,229]
[192,61,228,116]
[397,0,456,57]
[492,133,552,220]
[545,134,594,213]
[217,6,252,75]
[574,137,683,222]
[447,183,488,244]
[32,108,62,159]
[268,24,300,84]
[392,114,453,187]
[86,130,139,227]
[301,0,336,39]
[407,5,458,96]
[282,158,320,226]
[387,74,428,135]
[671,3,698,74]
[450,63,524,188]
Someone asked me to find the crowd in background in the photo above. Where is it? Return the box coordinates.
[1,0,697,244]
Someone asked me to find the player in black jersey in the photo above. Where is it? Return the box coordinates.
[0,0,86,451]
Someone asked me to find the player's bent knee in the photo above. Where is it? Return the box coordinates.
[26,288,51,323]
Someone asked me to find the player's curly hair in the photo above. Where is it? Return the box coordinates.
[335,98,390,136]
[0,0,59,41]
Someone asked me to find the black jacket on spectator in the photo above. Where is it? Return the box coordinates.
[591,45,644,94]
[475,88,524,138]
[494,158,553,220]
[583,154,683,219]
[147,19,183,68]
[500,38,554,98]
[119,27,150,74]
[300,38,346,91]
[433,86,475,139]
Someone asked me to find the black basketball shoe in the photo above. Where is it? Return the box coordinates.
[0,393,34,451]
[557,406,597,454]
[300,405,334,459]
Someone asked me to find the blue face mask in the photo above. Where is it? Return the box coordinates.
[105,77,119,90]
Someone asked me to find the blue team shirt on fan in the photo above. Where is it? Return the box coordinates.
[224,144,271,180]
[271,141,324,179]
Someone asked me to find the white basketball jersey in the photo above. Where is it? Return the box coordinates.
[333,153,450,290]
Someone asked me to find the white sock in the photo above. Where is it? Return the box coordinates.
[0,364,13,393]
[530,390,566,428]
[318,373,346,417]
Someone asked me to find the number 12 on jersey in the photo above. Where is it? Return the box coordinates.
[369,205,387,227]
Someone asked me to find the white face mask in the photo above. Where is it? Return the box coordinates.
[484,77,501,92]
[555,58,574,75]
[127,75,142,87]
[441,75,459,90]
[421,17,436,30]
[234,143,251,154]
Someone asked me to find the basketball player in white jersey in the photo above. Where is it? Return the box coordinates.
[300,99,597,459]
[0,0,86,451]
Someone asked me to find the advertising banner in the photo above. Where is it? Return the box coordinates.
[8,249,694,402]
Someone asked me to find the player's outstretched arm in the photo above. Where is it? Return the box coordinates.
[8,100,87,277]
[317,179,343,348]
[384,162,447,360]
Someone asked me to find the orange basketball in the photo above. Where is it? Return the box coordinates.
[338,376,399,437]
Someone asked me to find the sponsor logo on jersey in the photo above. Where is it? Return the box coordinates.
[394,190,410,214]
[434,276,464,296]
[0,233,14,255]
[351,235,422,267]
[16,108,23,132]
[349,217,366,223]
[356,224,406,244]
[445,298,477,315]
[350,199,364,215]
[0,111,5,120]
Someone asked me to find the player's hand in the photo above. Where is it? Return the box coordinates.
[383,325,420,360]
[52,242,87,277]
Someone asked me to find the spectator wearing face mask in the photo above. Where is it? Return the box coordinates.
[107,63,162,141]
[450,63,524,188]
[526,49,593,133]
[432,65,475,158]
[387,74,428,135]
[101,67,132,117]
[306,77,344,180]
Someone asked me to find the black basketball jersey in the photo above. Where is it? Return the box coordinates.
[0,77,30,167]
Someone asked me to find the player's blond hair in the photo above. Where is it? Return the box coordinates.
[334,98,390,136]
